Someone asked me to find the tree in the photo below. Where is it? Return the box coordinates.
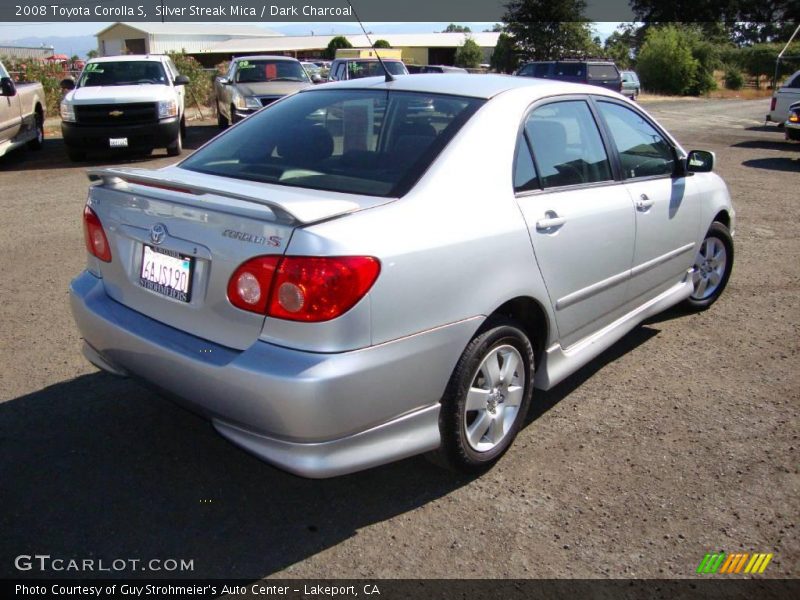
[443,24,471,33]
[86,49,98,59]
[636,25,718,96]
[603,24,639,70]
[490,33,519,73]
[325,35,352,60]
[373,39,391,48]
[502,0,598,60]
[455,38,483,69]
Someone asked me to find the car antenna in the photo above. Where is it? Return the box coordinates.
[344,0,395,83]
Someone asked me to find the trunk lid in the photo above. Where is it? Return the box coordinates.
[85,166,391,350]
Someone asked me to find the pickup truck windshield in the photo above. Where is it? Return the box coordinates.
[79,61,168,87]
[235,60,309,83]
[181,89,484,197]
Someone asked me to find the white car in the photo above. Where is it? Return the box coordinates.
[70,75,735,477]
[60,55,190,161]
[767,69,800,125]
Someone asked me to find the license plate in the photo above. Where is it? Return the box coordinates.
[109,137,128,148]
[140,245,193,302]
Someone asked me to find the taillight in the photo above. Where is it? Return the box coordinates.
[226,255,380,321]
[790,112,799,123]
[771,97,777,111]
[227,255,281,314]
[83,206,112,262]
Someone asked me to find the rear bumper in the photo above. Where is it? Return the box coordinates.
[69,271,477,477]
[62,117,180,150]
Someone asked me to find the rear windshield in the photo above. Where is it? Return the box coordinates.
[180,89,484,197]
[588,65,619,80]
[347,61,407,79]
[235,59,309,83]
[79,61,168,87]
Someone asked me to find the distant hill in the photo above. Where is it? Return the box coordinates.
[0,35,96,58]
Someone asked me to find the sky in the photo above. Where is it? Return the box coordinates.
[0,20,623,43]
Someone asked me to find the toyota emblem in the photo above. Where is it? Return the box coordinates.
[149,223,167,245]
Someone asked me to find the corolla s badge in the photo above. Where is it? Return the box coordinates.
[149,223,167,245]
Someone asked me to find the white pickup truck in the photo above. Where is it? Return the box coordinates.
[767,69,800,125]
[0,59,46,159]
[60,55,189,161]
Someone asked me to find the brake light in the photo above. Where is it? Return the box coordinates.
[227,256,281,314]
[226,255,381,321]
[83,206,112,262]
[771,97,777,111]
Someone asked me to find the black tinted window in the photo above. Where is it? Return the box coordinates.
[513,133,539,192]
[554,63,583,77]
[787,74,800,88]
[518,64,535,76]
[588,65,619,80]
[525,100,612,188]
[597,101,675,179]
[181,90,483,197]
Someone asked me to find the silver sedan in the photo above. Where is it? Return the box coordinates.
[70,74,735,477]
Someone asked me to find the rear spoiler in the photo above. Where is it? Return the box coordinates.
[86,167,302,224]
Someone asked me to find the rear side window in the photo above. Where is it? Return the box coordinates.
[181,89,484,197]
[588,65,619,80]
[597,101,676,178]
[517,64,535,76]
[524,100,612,188]
[554,63,583,77]
[534,63,550,77]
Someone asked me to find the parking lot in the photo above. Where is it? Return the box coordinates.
[0,98,797,579]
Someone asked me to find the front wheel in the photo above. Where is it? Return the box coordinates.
[166,124,183,157]
[683,221,734,311]
[27,110,44,150]
[430,318,535,474]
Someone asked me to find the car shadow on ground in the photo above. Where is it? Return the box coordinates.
[741,156,800,172]
[0,323,663,580]
[0,123,220,172]
[731,139,795,152]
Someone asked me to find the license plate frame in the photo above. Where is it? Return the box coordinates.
[109,137,128,148]
[139,245,194,303]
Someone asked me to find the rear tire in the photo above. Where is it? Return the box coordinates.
[27,109,44,150]
[429,318,535,474]
[682,221,734,311]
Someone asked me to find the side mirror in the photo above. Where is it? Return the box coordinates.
[218,77,231,85]
[174,75,190,86]
[686,150,715,173]
[311,74,322,84]
[60,78,75,91]
[1,77,16,97]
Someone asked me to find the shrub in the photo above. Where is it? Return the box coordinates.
[1,56,63,115]
[168,51,213,107]
[455,37,483,69]
[326,36,352,60]
[490,33,519,74]
[637,25,718,96]
[373,39,391,49]
[723,65,745,90]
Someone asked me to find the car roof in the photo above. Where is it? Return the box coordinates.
[88,55,169,63]
[313,73,621,100]
[233,55,300,62]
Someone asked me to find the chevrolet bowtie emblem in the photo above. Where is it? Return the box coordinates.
[109,110,124,117]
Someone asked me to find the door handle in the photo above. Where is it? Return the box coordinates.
[635,194,655,211]
[535,214,567,231]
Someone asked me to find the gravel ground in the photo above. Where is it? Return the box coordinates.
[0,98,797,580]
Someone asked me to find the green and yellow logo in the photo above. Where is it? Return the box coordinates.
[697,552,773,574]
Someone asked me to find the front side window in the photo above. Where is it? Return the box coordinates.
[597,101,676,179]
[0,62,8,79]
[524,100,612,188]
[181,89,484,197]
[234,60,309,83]
[79,61,167,87]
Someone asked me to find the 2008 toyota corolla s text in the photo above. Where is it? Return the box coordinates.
[69,74,735,478]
